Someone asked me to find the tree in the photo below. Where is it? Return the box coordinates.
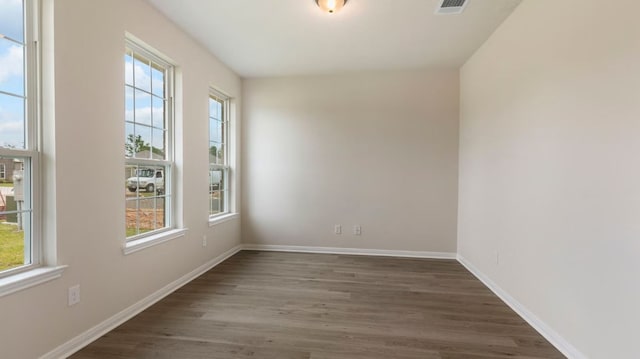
[209,145,224,163]
[125,134,149,157]
[126,134,165,158]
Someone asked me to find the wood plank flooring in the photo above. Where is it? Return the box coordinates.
[71,251,565,359]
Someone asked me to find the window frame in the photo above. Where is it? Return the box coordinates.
[208,90,232,221]
[0,0,42,279]
[0,163,5,179]
[124,37,176,243]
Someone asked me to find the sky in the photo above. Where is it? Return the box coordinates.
[0,0,25,149]
[125,53,167,158]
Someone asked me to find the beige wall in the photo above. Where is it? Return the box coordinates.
[242,70,459,253]
[459,0,640,357]
[0,0,241,357]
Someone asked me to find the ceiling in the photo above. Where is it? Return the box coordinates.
[147,0,523,78]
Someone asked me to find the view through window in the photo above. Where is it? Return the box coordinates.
[209,92,230,217]
[0,0,36,274]
[124,40,174,239]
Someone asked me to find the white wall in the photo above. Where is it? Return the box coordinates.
[459,0,640,357]
[242,70,459,253]
[0,1,241,358]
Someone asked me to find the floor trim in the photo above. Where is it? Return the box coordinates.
[40,245,581,359]
[457,254,585,359]
[241,244,457,259]
[40,245,243,359]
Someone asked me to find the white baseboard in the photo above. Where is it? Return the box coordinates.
[40,245,582,359]
[242,244,457,259]
[456,255,585,359]
[40,245,243,359]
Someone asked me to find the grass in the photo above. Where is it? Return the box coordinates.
[0,222,24,272]
[124,190,155,198]
[0,183,13,187]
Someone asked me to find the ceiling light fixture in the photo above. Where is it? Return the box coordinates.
[315,0,348,14]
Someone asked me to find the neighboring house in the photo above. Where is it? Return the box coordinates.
[134,150,164,160]
[0,158,23,183]
[125,150,164,179]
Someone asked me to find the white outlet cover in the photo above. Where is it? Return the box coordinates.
[68,285,80,306]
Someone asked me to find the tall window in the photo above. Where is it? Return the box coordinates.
[0,0,37,275]
[209,91,230,218]
[124,39,174,240]
[0,164,5,179]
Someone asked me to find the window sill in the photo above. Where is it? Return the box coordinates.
[123,228,188,255]
[0,265,67,298]
[208,213,239,227]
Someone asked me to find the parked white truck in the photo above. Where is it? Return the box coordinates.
[126,168,222,194]
[127,168,164,194]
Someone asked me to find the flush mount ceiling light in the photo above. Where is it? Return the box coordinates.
[315,0,348,14]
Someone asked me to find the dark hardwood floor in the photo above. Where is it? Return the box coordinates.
[71,251,565,359]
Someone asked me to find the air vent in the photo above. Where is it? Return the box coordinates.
[435,0,469,15]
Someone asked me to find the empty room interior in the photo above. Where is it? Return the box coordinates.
[0,0,638,358]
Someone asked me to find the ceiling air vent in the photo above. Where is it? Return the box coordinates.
[435,0,469,15]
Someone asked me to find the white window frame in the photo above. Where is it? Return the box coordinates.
[123,37,184,253]
[0,0,65,296]
[0,0,38,279]
[208,90,232,223]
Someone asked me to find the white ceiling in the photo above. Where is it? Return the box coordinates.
[147,0,522,78]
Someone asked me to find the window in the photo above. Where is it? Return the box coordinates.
[0,0,38,276]
[124,39,174,241]
[209,91,230,218]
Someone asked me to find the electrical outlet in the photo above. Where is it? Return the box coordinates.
[68,285,80,306]
[354,225,361,236]
[334,225,342,235]
[202,235,207,247]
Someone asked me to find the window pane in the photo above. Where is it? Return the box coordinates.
[151,62,164,97]
[209,190,221,216]
[209,98,221,120]
[0,218,26,271]
[0,156,31,272]
[210,119,222,143]
[125,86,134,122]
[209,169,223,191]
[125,123,135,158]
[132,125,151,159]
[0,0,24,42]
[0,39,24,96]
[133,54,151,92]
[154,196,166,229]
[151,128,165,159]
[124,52,134,86]
[137,198,155,234]
[209,142,222,165]
[124,163,138,194]
[0,93,25,149]
[151,96,164,129]
[217,144,225,165]
[134,89,152,126]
